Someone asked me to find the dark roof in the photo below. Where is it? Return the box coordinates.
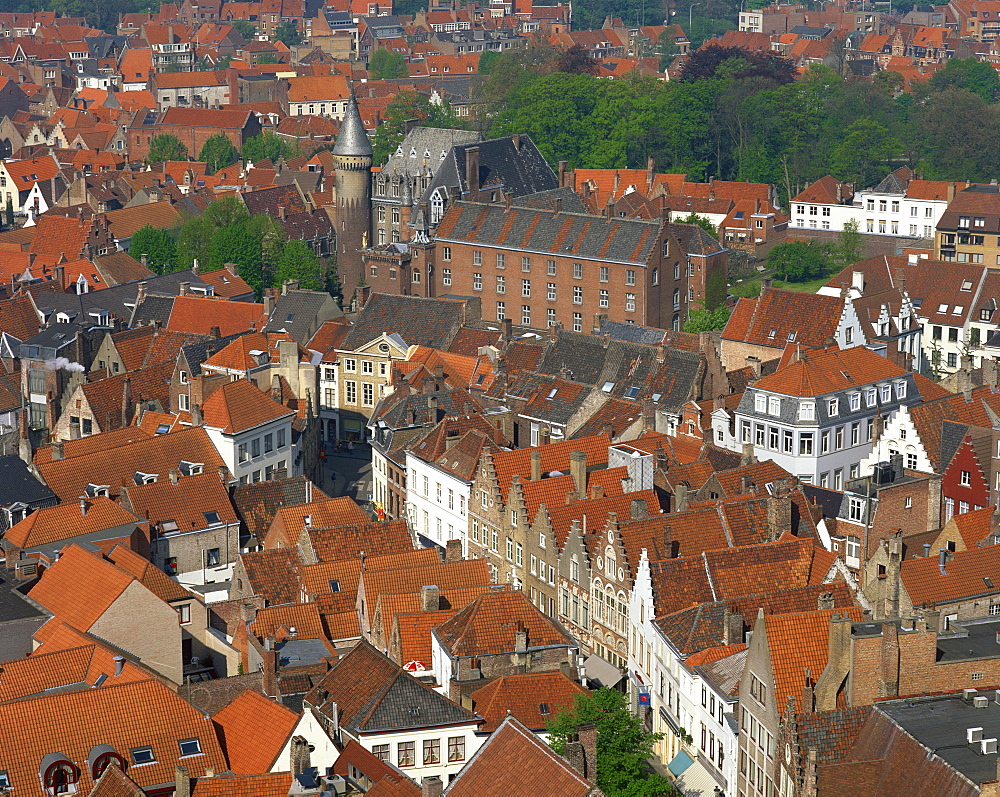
[264,289,341,345]
[511,186,589,214]
[332,92,372,157]
[0,455,57,509]
[793,706,872,765]
[435,200,662,265]
[178,331,244,375]
[598,319,668,346]
[232,475,328,540]
[341,294,463,350]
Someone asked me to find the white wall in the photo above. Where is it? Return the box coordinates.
[405,453,470,554]
[206,416,296,485]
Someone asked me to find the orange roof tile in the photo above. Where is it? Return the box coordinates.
[265,496,369,549]
[764,606,863,712]
[212,690,299,775]
[5,496,142,550]
[752,344,911,397]
[901,543,1000,606]
[166,295,268,337]
[392,609,456,669]
[491,434,611,503]
[470,671,587,732]
[200,378,295,434]
[191,772,295,797]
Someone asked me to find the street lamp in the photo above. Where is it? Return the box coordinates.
[689,2,699,28]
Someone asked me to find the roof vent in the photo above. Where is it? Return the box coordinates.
[974,696,989,709]
[968,727,984,743]
[982,738,998,755]
[964,688,979,703]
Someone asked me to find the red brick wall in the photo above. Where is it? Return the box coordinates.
[943,438,990,520]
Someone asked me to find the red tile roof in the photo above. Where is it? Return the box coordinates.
[212,690,299,775]
[721,286,844,350]
[752,344,911,397]
[434,589,574,657]
[445,715,592,796]
[122,471,237,539]
[469,671,587,732]
[901,543,1000,606]
[265,496,369,549]
[765,606,863,712]
[5,496,142,549]
[490,434,611,503]
[166,295,268,336]
[200,378,295,434]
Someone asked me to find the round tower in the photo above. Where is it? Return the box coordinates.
[333,92,372,300]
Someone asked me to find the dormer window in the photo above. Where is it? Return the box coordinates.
[799,401,815,421]
[86,483,110,497]
[134,472,157,485]
[89,747,126,780]
[179,460,203,476]
[42,757,78,795]
[827,398,838,416]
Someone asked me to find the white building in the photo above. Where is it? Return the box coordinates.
[200,378,297,484]
[730,346,921,487]
[789,174,951,238]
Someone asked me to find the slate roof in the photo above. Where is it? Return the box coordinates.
[793,706,872,766]
[332,91,372,157]
[0,454,56,509]
[510,186,589,214]
[342,293,464,350]
[447,135,557,199]
[306,640,478,733]
[435,200,662,266]
[264,288,342,344]
[598,318,668,346]
[444,714,592,796]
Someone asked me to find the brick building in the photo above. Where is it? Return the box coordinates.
[144,107,261,162]
[367,199,727,333]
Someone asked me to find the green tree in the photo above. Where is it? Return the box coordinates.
[242,131,299,163]
[832,218,865,269]
[547,688,675,797]
[478,50,502,74]
[767,239,832,282]
[230,19,257,40]
[4,197,12,228]
[198,133,240,173]
[146,134,188,164]
[274,20,302,46]
[929,57,1000,102]
[830,118,897,189]
[256,53,280,64]
[274,240,324,290]
[174,215,212,272]
[684,304,731,333]
[369,48,409,80]
[675,212,718,239]
[657,29,679,71]
[130,225,177,274]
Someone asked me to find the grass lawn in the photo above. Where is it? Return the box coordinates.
[730,272,833,298]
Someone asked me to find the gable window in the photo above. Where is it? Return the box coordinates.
[768,396,781,416]
[848,496,865,522]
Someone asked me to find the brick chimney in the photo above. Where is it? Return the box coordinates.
[421,776,444,797]
[530,449,542,481]
[445,539,463,562]
[465,146,480,201]
[569,450,586,496]
[421,584,440,611]
[174,766,191,797]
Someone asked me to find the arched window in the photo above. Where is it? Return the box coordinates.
[43,760,78,795]
[430,190,445,225]
[91,752,125,780]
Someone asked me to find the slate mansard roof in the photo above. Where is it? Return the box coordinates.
[434,200,664,266]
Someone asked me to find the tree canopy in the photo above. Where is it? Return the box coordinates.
[273,20,302,46]
[547,688,675,797]
[372,91,468,164]
[242,131,299,164]
[198,133,240,173]
[130,225,178,274]
[146,134,188,165]
[369,48,409,80]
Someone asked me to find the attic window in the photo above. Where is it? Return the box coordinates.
[285,313,294,322]
[961,280,973,291]
[625,386,640,398]
[602,381,615,392]
[787,331,797,341]
[161,520,179,532]
[476,374,486,385]
[768,328,776,339]
[134,472,157,485]
[180,460,203,476]
[407,707,421,716]
[87,484,110,497]
[938,303,948,313]
[203,511,221,525]
[953,305,964,315]
[130,747,155,765]
[329,579,341,593]
[178,738,202,757]
[651,393,662,402]
[155,423,170,435]
[547,388,558,399]
[539,702,550,715]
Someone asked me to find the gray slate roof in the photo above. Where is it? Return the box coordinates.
[332,93,372,157]
[264,289,342,345]
[0,455,57,510]
[341,293,463,351]
[435,201,662,265]
[598,319,668,346]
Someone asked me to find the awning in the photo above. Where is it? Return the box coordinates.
[583,653,623,689]
[667,749,693,777]
[672,755,726,796]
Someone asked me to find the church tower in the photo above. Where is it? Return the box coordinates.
[333,92,372,303]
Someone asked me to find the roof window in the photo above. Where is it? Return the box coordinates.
[625,386,640,398]
[161,520,179,532]
[953,305,964,315]
[203,511,221,525]
[961,279,973,291]
[178,738,202,757]
[602,381,615,392]
[130,746,155,765]
[547,388,558,399]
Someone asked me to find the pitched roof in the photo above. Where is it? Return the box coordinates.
[305,641,478,733]
[28,544,137,631]
[212,689,299,775]
[265,496,369,548]
[490,433,610,503]
[122,471,237,538]
[232,475,329,541]
[752,344,911,397]
[444,714,592,796]
[765,606,864,712]
[341,292,464,350]
[900,543,1000,606]
[200,378,295,434]
[4,496,142,551]
[433,589,574,657]
[721,286,844,349]
[36,425,225,502]
[469,671,587,732]
[166,295,268,336]
[0,679,228,795]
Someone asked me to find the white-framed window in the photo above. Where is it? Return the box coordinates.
[848,496,864,522]
[799,401,814,421]
[755,393,767,413]
[768,396,781,416]
[573,286,582,304]
[625,293,635,312]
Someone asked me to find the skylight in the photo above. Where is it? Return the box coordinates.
[547,388,558,399]
[961,280,973,291]
[602,381,615,392]
[155,423,170,434]
[953,306,964,315]
[938,303,948,313]
[625,386,640,398]
[203,511,221,525]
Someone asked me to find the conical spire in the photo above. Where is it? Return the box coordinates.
[333,92,372,158]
